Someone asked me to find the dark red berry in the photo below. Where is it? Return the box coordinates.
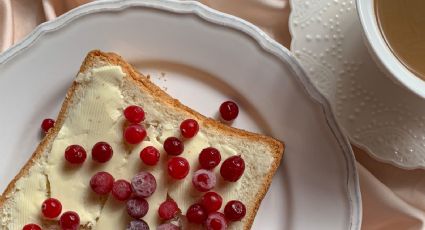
[22,224,41,230]
[126,197,149,219]
[41,198,62,218]
[157,223,180,230]
[41,118,55,133]
[186,203,207,224]
[140,146,160,166]
[205,212,227,230]
[158,199,180,220]
[59,211,80,230]
[201,192,223,213]
[224,200,246,221]
[220,155,245,182]
[180,119,199,138]
[124,124,147,144]
[192,169,216,192]
[167,157,190,180]
[92,142,113,163]
[219,101,239,121]
[124,105,145,124]
[112,179,132,201]
[199,147,221,169]
[163,137,184,155]
[64,145,87,164]
[126,220,150,230]
[131,172,157,198]
[90,171,114,195]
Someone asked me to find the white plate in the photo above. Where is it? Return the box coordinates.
[0,0,361,229]
[289,0,425,169]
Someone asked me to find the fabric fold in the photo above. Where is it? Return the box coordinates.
[358,162,425,230]
[0,0,13,51]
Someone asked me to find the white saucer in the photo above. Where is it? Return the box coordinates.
[290,0,425,169]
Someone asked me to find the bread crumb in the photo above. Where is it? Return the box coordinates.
[158,72,167,82]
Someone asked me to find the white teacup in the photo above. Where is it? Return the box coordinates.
[356,0,425,98]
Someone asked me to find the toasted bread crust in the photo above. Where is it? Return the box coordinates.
[1,50,284,229]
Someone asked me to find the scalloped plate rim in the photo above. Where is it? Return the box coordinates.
[0,0,361,229]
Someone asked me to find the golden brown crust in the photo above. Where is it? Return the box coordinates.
[0,50,284,229]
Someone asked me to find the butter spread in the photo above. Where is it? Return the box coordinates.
[0,65,272,230]
[1,162,48,230]
[46,66,128,226]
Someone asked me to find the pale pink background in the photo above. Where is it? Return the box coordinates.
[2,0,425,229]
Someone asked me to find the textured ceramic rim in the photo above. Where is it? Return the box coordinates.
[0,0,362,228]
[356,0,425,99]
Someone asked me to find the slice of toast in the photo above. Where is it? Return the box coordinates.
[0,50,284,230]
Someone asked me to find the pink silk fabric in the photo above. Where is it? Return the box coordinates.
[2,0,425,229]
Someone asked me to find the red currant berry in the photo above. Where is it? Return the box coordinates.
[90,171,114,195]
[126,197,149,219]
[59,211,80,230]
[224,200,246,221]
[91,142,113,163]
[219,101,239,121]
[22,224,41,230]
[180,119,199,138]
[205,212,227,230]
[192,169,216,192]
[124,105,145,124]
[199,147,221,170]
[112,179,132,201]
[64,145,87,164]
[41,198,62,218]
[186,203,207,224]
[124,124,147,144]
[126,220,149,230]
[131,172,157,198]
[157,223,180,230]
[220,155,245,182]
[126,220,150,230]
[140,146,160,166]
[167,157,190,180]
[163,137,184,155]
[41,118,55,133]
[200,192,223,213]
[158,199,179,220]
